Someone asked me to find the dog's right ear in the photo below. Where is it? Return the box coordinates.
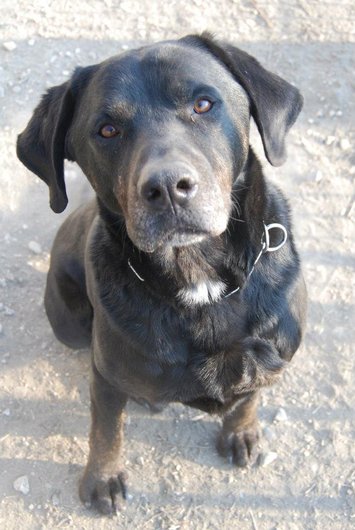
[17,65,96,213]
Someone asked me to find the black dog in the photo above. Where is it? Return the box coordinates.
[17,33,307,515]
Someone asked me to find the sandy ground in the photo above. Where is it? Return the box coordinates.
[0,1,354,529]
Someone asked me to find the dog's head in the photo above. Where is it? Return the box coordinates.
[17,33,302,253]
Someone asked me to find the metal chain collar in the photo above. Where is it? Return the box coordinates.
[128,222,288,300]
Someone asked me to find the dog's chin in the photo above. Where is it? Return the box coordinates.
[129,229,216,254]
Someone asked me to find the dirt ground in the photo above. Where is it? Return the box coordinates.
[0,1,354,529]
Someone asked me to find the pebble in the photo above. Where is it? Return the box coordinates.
[0,278,7,287]
[28,39,35,46]
[263,426,277,441]
[310,461,318,473]
[13,475,30,495]
[315,170,323,182]
[51,492,61,506]
[274,408,288,422]
[3,41,17,52]
[258,451,278,467]
[4,307,15,316]
[0,323,3,335]
[325,135,336,146]
[28,241,42,254]
[2,408,11,416]
[1,353,10,364]
[340,138,351,151]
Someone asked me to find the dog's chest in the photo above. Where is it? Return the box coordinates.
[95,285,249,404]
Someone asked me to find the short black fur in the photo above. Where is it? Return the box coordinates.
[17,34,307,515]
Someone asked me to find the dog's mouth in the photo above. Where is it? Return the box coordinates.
[163,228,208,247]
[132,227,210,254]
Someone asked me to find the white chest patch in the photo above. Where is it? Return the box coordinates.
[177,280,226,306]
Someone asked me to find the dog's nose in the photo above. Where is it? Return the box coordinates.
[139,167,198,210]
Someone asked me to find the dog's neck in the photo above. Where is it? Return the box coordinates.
[97,149,270,305]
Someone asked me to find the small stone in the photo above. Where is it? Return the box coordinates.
[263,426,276,441]
[310,461,318,473]
[51,492,61,506]
[4,307,15,316]
[325,135,336,146]
[28,241,42,254]
[0,323,3,335]
[258,451,278,467]
[28,39,35,46]
[274,408,288,422]
[2,408,10,416]
[315,170,323,182]
[13,475,30,495]
[3,41,17,52]
[340,138,351,151]
[0,278,6,287]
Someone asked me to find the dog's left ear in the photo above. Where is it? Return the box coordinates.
[184,33,303,166]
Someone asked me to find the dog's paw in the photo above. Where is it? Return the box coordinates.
[217,425,260,467]
[79,470,127,515]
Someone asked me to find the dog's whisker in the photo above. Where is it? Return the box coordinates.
[229,216,245,223]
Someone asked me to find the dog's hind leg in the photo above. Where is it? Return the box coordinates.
[45,257,93,349]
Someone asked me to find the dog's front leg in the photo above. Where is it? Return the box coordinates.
[217,391,260,467]
[79,363,128,515]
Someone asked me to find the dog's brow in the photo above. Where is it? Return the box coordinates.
[103,100,138,120]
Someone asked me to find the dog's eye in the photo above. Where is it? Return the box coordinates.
[99,124,121,138]
[193,98,213,114]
